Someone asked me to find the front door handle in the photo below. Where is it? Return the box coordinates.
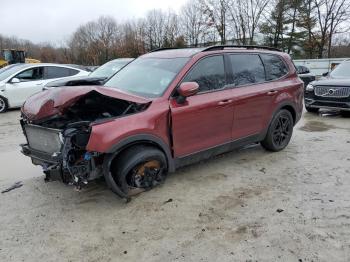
[267,90,278,95]
[218,99,232,105]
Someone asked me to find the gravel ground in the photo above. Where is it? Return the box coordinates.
[0,109,349,262]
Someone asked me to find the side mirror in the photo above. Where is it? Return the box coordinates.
[177,82,199,104]
[178,81,199,97]
[10,78,20,84]
[322,72,329,77]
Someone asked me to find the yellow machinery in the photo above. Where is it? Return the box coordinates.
[0,49,40,68]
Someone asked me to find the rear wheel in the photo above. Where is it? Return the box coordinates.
[0,96,8,113]
[305,106,319,113]
[261,109,294,152]
[111,145,167,197]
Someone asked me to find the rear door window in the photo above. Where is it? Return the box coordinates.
[183,55,226,92]
[229,54,265,86]
[260,54,288,80]
[44,67,79,79]
[15,67,44,81]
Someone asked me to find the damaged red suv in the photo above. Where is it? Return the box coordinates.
[20,46,303,200]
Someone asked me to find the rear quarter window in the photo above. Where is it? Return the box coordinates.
[44,67,79,79]
[260,54,289,80]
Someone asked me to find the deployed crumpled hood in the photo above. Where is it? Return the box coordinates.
[22,86,151,121]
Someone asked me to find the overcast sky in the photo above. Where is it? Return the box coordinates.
[0,0,188,44]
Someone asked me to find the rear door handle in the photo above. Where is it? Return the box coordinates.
[36,83,43,86]
[267,90,278,95]
[218,99,232,105]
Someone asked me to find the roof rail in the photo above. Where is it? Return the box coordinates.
[149,47,180,53]
[202,45,282,52]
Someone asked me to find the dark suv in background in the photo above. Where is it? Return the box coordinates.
[304,60,350,114]
[20,46,303,200]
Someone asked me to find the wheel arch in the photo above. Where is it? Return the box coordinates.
[102,134,175,200]
[0,95,9,112]
[106,134,174,169]
[272,101,297,124]
[260,101,297,140]
[279,104,296,125]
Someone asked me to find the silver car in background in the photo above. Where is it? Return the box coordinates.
[0,63,89,113]
[44,58,134,89]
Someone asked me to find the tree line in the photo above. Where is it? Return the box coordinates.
[1,0,350,65]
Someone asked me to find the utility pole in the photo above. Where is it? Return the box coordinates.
[328,12,334,58]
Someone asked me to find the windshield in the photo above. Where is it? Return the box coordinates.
[104,57,189,98]
[330,61,350,78]
[0,64,28,82]
[90,59,133,78]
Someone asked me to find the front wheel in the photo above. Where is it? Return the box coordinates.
[111,145,168,197]
[261,109,294,152]
[0,96,8,113]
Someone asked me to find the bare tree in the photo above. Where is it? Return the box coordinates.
[227,0,270,44]
[163,11,180,47]
[314,0,350,58]
[143,9,182,50]
[180,0,207,46]
[119,19,146,57]
[144,9,166,50]
[202,0,229,45]
[68,16,120,65]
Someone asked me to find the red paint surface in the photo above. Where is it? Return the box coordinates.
[23,49,303,159]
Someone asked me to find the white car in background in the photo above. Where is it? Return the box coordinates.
[0,63,89,113]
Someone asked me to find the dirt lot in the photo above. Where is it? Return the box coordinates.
[0,109,349,262]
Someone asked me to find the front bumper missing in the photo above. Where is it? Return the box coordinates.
[21,142,101,185]
[21,144,61,165]
[20,121,102,187]
[21,143,63,182]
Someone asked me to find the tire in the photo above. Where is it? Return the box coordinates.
[340,111,350,117]
[111,145,167,197]
[261,109,294,152]
[0,96,8,113]
[305,106,319,113]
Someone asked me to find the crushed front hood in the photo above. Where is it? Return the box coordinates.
[22,86,151,121]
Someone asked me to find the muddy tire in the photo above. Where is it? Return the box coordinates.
[305,106,318,113]
[0,96,8,113]
[111,145,167,197]
[261,109,294,152]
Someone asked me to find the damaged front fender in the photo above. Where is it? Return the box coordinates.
[20,86,151,189]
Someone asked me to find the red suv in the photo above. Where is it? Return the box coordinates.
[20,46,303,200]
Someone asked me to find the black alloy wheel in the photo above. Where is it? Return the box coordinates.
[261,109,294,152]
